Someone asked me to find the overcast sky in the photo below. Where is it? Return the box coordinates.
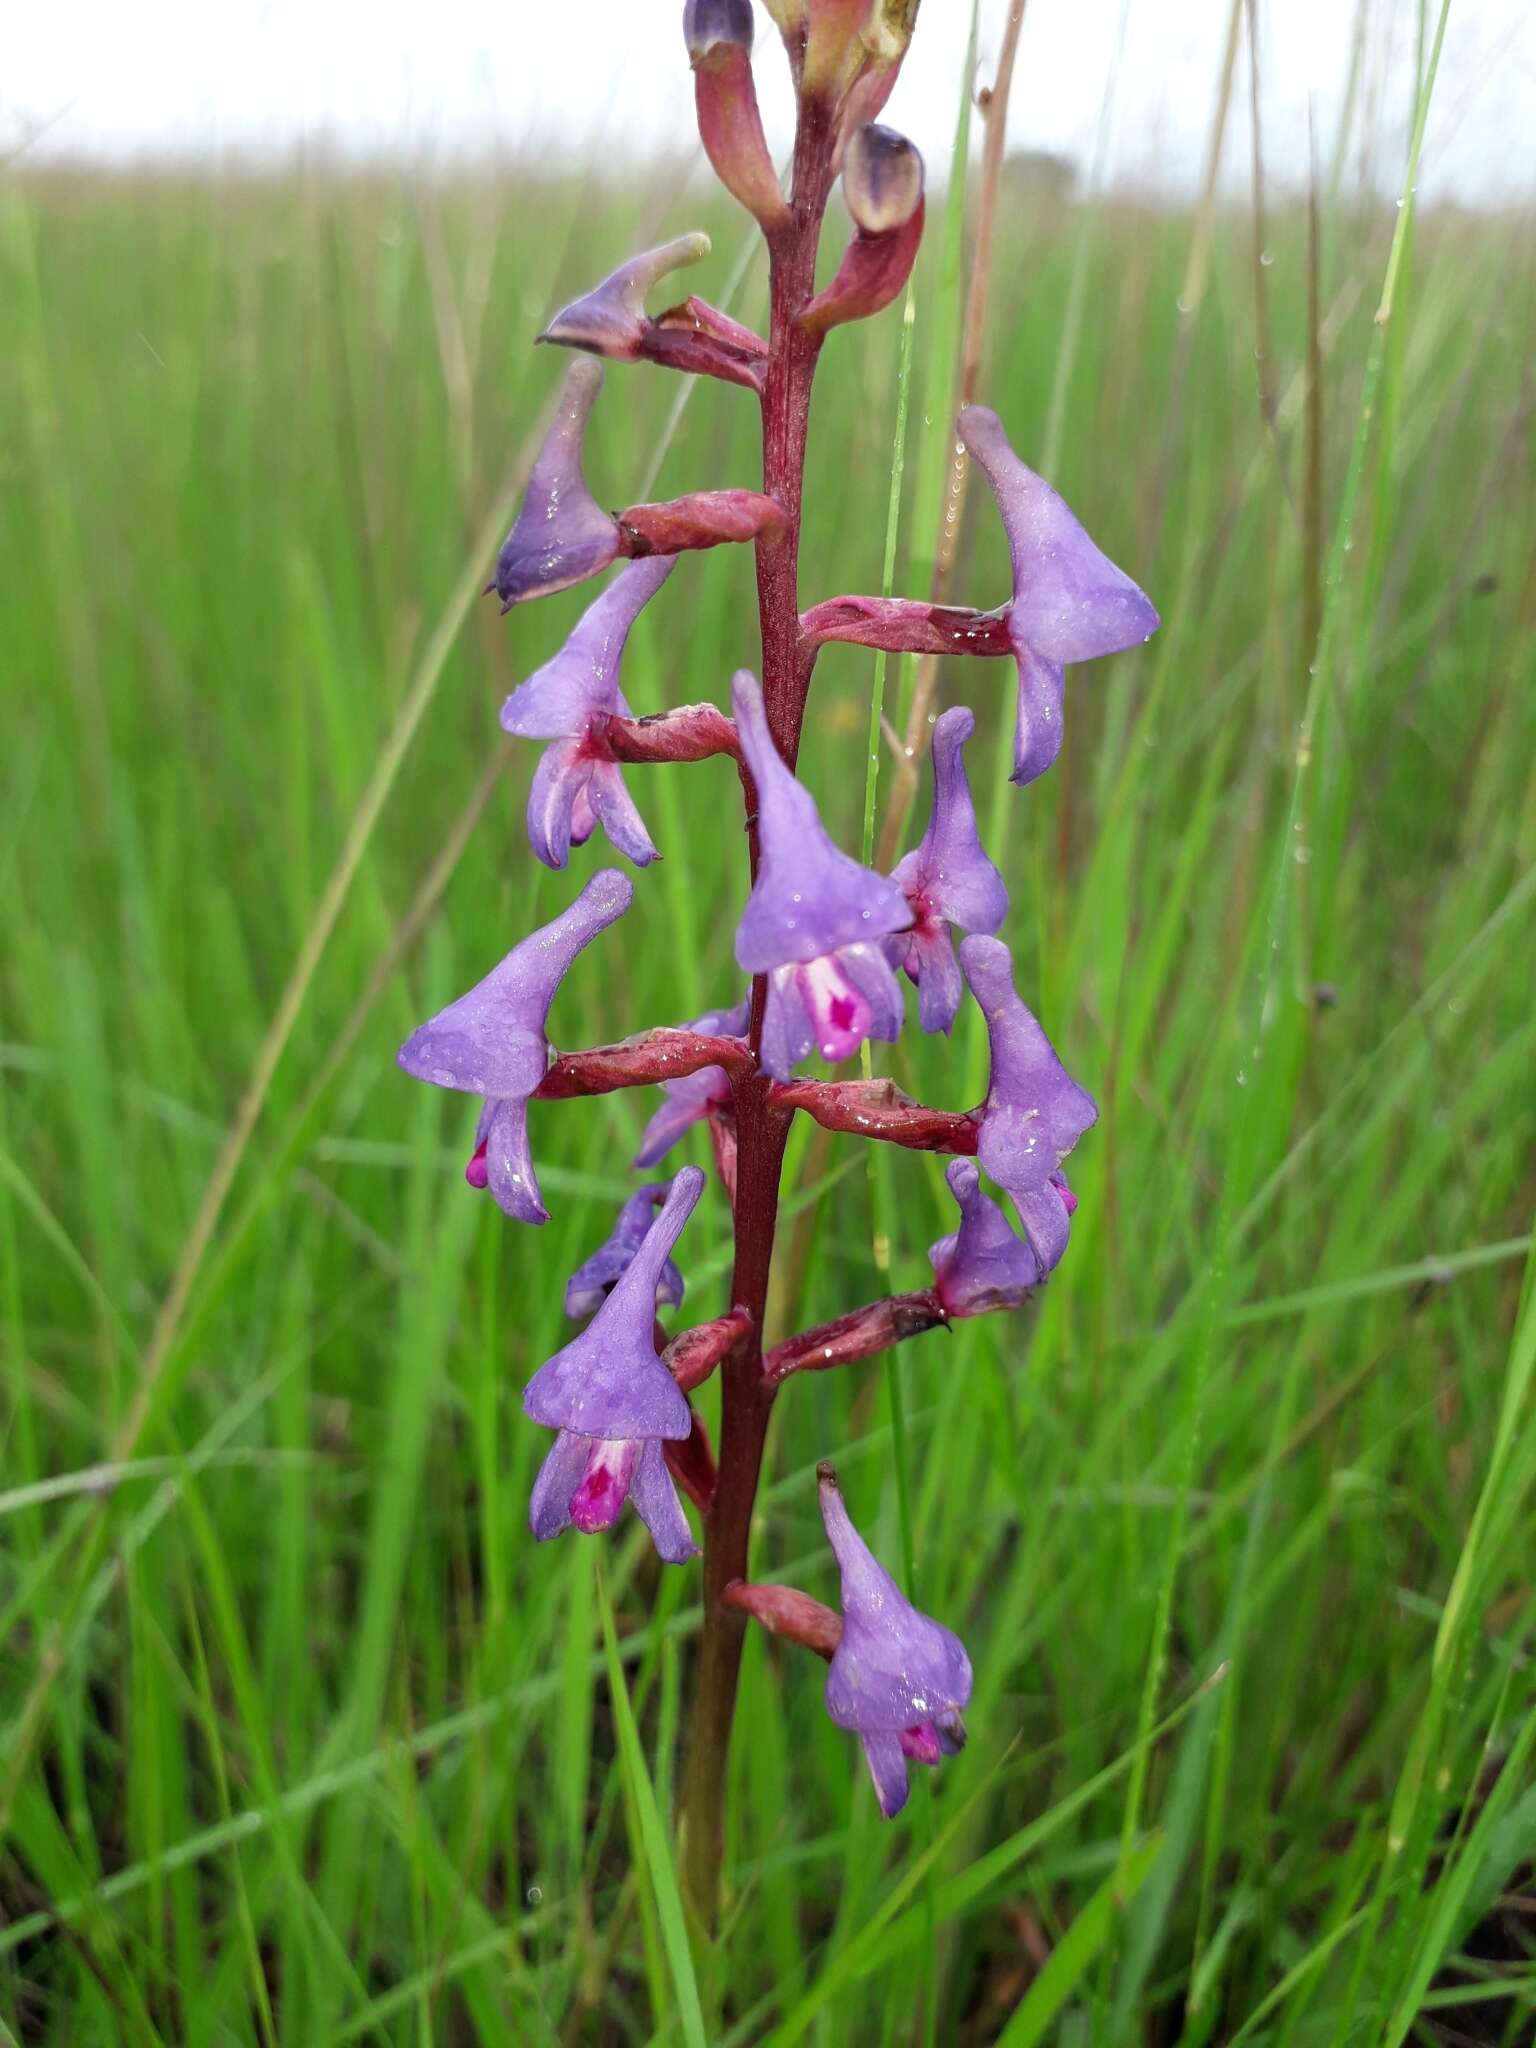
[3,0,1532,203]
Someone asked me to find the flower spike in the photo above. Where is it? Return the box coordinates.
[732,672,910,1079]
[959,934,1096,1276]
[635,995,750,1168]
[501,558,673,870]
[490,360,619,612]
[565,1183,686,1320]
[959,404,1160,785]
[890,707,1007,1034]
[928,1159,1038,1315]
[819,1463,972,1818]
[539,234,712,361]
[396,869,633,1224]
[525,1167,708,1566]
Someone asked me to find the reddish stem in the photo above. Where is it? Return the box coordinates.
[678,93,838,1927]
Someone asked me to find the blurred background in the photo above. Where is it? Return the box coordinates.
[2,1,1534,2041]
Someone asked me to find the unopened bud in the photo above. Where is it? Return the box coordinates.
[683,0,754,59]
[843,123,923,234]
[539,234,711,361]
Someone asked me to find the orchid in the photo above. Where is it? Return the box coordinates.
[889,706,1007,1033]
[397,868,632,1224]
[960,404,1161,786]
[732,671,910,1080]
[960,932,1097,1275]
[526,1168,705,1564]
[929,1158,1040,1315]
[401,0,1157,1913]
[500,558,673,869]
[819,1465,972,1818]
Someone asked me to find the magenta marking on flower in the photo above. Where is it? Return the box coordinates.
[397,868,632,1224]
[960,403,1160,786]
[732,671,910,1078]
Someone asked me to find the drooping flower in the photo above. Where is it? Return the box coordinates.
[500,557,673,870]
[928,1158,1039,1315]
[489,359,619,611]
[889,706,1007,1033]
[565,1183,685,1319]
[732,671,910,1080]
[538,234,711,361]
[396,869,632,1224]
[525,1168,706,1564]
[959,404,1160,787]
[819,1463,972,1818]
[634,995,750,1168]
[958,933,1096,1277]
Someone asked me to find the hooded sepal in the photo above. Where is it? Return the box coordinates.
[959,403,1160,786]
[819,1462,972,1819]
[539,235,711,361]
[489,360,619,610]
[397,870,633,1224]
[523,1167,705,1439]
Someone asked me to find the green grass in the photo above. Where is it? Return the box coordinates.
[2,32,1535,2042]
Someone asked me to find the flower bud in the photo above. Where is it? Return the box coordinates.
[687,1,790,228]
[798,134,924,337]
[842,123,923,233]
[683,0,754,59]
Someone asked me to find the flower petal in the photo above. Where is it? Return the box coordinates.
[528,1428,591,1540]
[628,1439,699,1564]
[960,404,1160,665]
[491,360,619,610]
[732,672,910,971]
[859,1729,912,1819]
[482,1095,548,1225]
[523,1168,705,1440]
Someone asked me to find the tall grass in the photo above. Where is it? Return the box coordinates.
[2,29,1534,2041]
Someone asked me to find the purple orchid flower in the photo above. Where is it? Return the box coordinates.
[396,869,632,1224]
[958,933,1096,1278]
[732,671,910,1080]
[634,995,750,1168]
[538,233,711,361]
[959,404,1160,787]
[565,1182,685,1319]
[819,1464,972,1819]
[525,1167,706,1564]
[929,1158,1040,1315]
[489,359,619,612]
[500,557,673,870]
[889,706,1007,1034]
